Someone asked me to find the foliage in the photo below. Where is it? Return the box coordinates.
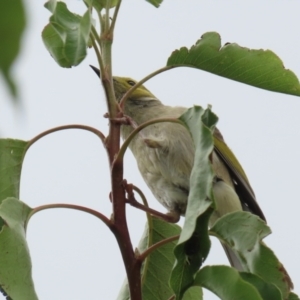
[0,0,26,98]
[1,0,299,299]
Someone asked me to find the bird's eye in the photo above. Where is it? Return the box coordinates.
[127,80,135,86]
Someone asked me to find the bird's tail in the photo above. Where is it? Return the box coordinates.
[221,243,243,271]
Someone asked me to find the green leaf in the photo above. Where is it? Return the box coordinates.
[240,272,282,300]
[0,139,30,300]
[84,0,119,11]
[0,139,28,203]
[288,292,300,300]
[182,286,203,300]
[85,0,103,12]
[210,211,293,298]
[116,280,130,300]
[42,1,92,67]
[194,266,263,300]
[0,0,26,98]
[170,106,218,299]
[100,0,119,7]
[167,32,300,97]
[145,0,163,8]
[117,217,182,300]
[141,218,181,299]
[0,198,37,300]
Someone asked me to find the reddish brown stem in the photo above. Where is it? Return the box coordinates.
[26,124,106,152]
[28,203,111,228]
[100,13,143,295]
[108,121,142,299]
[138,235,179,262]
[127,195,180,223]
[124,182,180,223]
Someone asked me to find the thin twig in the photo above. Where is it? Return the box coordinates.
[91,25,102,51]
[114,117,183,165]
[138,235,179,262]
[91,30,104,74]
[127,183,154,285]
[105,0,110,30]
[119,65,176,109]
[124,182,152,226]
[125,184,179,223]
[26,124,106,152]
[131,185,150,208]
[27,203,112,228]
[110,0,122,33]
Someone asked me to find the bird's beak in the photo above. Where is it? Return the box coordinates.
[89,65,101,78]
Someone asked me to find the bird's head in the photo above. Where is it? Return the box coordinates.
[90,65,158,104]
[112,76,157,102]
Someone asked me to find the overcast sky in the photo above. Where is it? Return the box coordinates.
[1,1,300,299]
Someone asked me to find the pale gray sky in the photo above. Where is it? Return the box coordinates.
[1,0,300,299]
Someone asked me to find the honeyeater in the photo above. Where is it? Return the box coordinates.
[91,66,266,270]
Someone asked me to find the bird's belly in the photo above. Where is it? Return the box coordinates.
[136,147,190,215]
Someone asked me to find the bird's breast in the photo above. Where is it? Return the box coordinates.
[123,122,193,215]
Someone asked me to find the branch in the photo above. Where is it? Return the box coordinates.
[131,184,150,207]
[26,124,106,152]
[114,117,183,165]
[119,65,176,109]
[91,27,104,72]
[27,203,112,228]
[124,181,180,223]
[110,0,122,33]
[138,235,179,262]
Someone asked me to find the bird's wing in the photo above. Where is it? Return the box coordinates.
[213,128,266,222]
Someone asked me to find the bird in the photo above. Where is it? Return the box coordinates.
[90,66,266,271]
